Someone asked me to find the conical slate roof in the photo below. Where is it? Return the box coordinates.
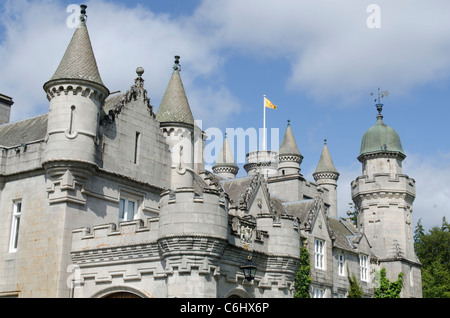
[156,57,195,127]
[45,12,106,91]
[213,135,238,168]
[314,140,339,176]
[279,121,302,157]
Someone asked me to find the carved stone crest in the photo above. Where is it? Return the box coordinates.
[240,226,253,245]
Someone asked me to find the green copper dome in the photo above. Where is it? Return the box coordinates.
[358,115,405,160]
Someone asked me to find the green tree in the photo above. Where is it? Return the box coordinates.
[294,246,311,298]
[374,268,404,298]
[342,202,358,226]
[347,267,363,298]
[414,217,450,298]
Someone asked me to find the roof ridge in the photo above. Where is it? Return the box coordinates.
[0,112,48,127]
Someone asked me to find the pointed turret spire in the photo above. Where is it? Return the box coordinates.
[156,56,195,128]
[279,120,302,157]
[313,139,339,218]
[277,120,303,176]
[313,139,339,177]
[213,133,239,178]
[44,5,108,94]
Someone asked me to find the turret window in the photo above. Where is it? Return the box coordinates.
[338,253,345,276]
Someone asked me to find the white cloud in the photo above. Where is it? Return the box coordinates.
[192,0,450,103]
[3,0,450,122]
[403,152,450,230]
[0,0,242,125]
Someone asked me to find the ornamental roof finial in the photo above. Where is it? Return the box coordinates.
[80,4,87,22]
[370,88,389,119]
[173,55,181,71]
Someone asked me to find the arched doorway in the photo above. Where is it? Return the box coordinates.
[104,292,141,298]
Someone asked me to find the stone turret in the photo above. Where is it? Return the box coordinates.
[43,5,109,166]
[351,98,421,297]
[156,56,195,190]
[277,120,303,176]
[212,134,239,179]
[313,139,339,218]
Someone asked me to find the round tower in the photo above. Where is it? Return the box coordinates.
[212,133,239,179]
[277,120,303,176]
[351,95,421,297]
[313,139,339,218]
[156,56,195,190]
[43,5,109,165]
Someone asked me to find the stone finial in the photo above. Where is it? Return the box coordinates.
[135,67,145,88]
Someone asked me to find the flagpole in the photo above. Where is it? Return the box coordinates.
[263,94,266,151]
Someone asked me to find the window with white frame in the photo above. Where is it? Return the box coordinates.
[9,200,22,252]
[338,253,345,276]
[312,287,325,298]
[315,239,325,270]
[359,254,369,282]
[119,197,137,222]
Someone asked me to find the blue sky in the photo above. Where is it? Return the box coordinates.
[1,0,449,230]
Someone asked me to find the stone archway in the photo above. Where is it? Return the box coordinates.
[224,288,251,298]
[93,286,150,298]
[104,291,141,298]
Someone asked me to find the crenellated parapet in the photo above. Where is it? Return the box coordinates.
[158,187,228,240]
[71,218,160,264]
[351,173,415,208]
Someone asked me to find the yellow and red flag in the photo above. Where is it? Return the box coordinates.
[264,97,277,109]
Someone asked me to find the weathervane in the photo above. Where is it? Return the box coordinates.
[370,88,388,117]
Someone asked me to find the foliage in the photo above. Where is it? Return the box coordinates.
[341,202,358,226]
[374,268,403,298]
[347,267,363,298]
[294,246,311,298]
[414,217,450,298]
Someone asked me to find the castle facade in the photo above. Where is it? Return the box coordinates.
[0,6,422,298]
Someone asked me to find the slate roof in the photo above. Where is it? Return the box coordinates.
[313,141,339,175]
[279,122,302,157]
[327,217,357,251]
[213,135,238,168]
[44,19,106,89]
[156,65,195,127]
[0,114,48,147]
[220,176,255,206]
[282,200,315,222]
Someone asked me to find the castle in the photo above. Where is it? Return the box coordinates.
[0,6,422,298]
